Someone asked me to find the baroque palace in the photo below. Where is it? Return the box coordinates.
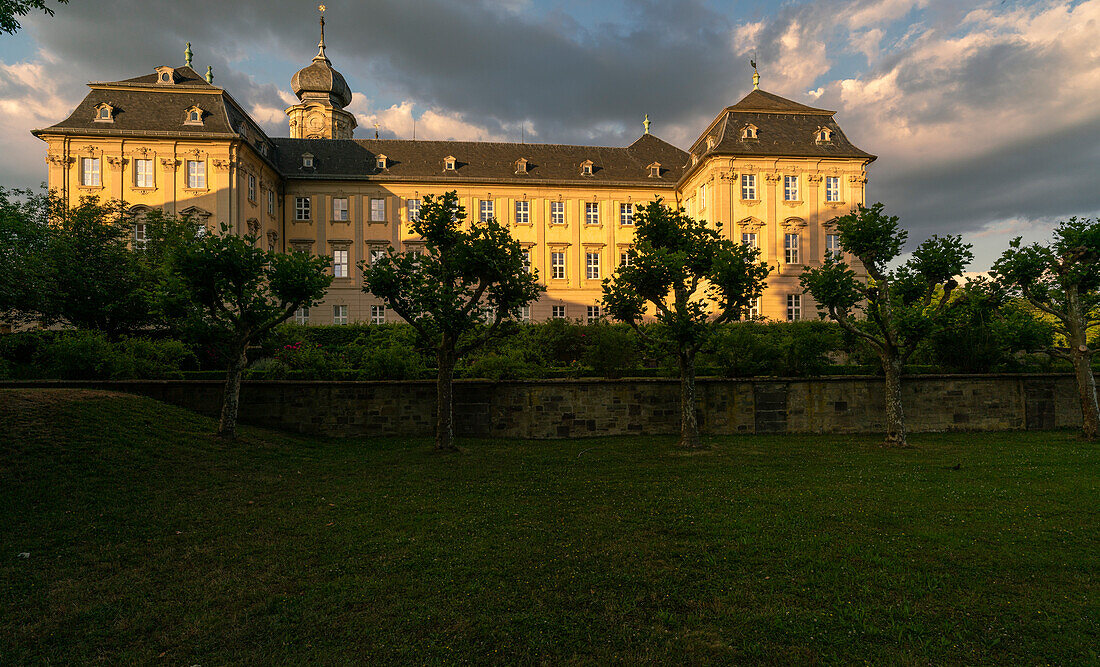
[33,18,874,325]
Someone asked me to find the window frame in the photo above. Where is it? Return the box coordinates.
[585,202,599,226]
[333,304,349,326]
[370,305,386,325]
[333,249,349,277]
[551,251,566,280]
[333,197,349,222]
[741,174,756,200]
[786,294,801,322]
[550,201,565,225]
[825,176,840,203]
[186,159,206,189]
[247,174,256,202]
[585,251,600,280]
[80,157,101,187]
[479,199,494,223]
[295,307,309,325]
[552,305,566,319]
[783,175,799,202]
[514,199,529,225]
[295,196,311,221]
[742,232,758,248]
[784,233,800,264]
[620,203,634,226]
[134,158,154,188]
[407,198,421,222]
[586,305,601,324]
[370,198,386,222]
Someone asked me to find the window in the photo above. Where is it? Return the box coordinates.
[333,249,348,277]
[376,156,387,170]
[825,176,840,202]
[134,159,153,188]
[747,297,761,320]
[552,305,566,319]
[295,197,311,221]
[648,163,661,178]
[585,202,599,225]
[444,156,456,171]
[741,174,757,200]
[786,294,801,322]
[550,201,565,225]
[826,233,841,259]
[581,160,593,176]
[302,154,313,168]
[186,160,205,189]
[785,233,800,264]
[160,72,171,83]
[587,305,601,324]
[620,203,633,226]
[369,247,386,264]
[619,250,634,267]
[816,128,832,142]
[784,175,799,202]
[247,174,256,202]
[333,197,349,222]
[519,306,531,323]
[370,305,386,325]
[133,223,146,250]
[480,199,494,222]
[80,157,100,187]
[742,124,757,139]
[699,183,707,209]
[521,248,531,273]
[514,200,529,224]
[551,252,565,279]
[295,307,309,325]
[742,232,758,248]
[267,190,275,216]
[586,252,600,280]
[333,305,348,326]
[407,198,421,222]
[95,105,112,122]
[370,198,386,222]
[187,109,202,124]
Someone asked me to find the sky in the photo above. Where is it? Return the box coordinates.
[1,0,1098,270]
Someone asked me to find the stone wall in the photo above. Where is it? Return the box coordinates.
[4,374,1081,439]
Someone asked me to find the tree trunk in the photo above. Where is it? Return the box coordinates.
[217,344,248,439]
[1072,352,1099,441]
[881,352,908,448]
[676,349,701,449]
[436,344,458,452]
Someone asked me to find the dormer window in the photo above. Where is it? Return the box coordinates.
[376,154,388,170]
[815,127,833,143]
[443,155,456,171]
[580,160,594,176]
[706,136,716,150]
[154,66,176,85]
[647,162,661,178]
[93,103,114,123]
[301,153,314,169]
[183,105,204,126]
[741,124,758,140]
[514,157,528,174]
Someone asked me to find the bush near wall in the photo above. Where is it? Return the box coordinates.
[0,330,198,380]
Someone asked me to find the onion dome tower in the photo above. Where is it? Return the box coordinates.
[286,5,357,139]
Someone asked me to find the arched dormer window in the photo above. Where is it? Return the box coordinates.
[154,66,176,85]
[741,124,758,140]
[301,153,314,169]
[706,136,716,150]
[376,154,388,170]
[514,158,528,175]
[184,105,204,126]
[580,160,594,176]
[93,103,114,123]
[815,127,833,143]
[647,162,661,178]
[443,155,456,171]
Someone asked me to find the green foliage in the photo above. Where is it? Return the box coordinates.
[460,349,541,380]
[0,188,49,324]
[0,0,67,34]
[579,323,641,378]
[22,331,196,380]
[708,321,844,377]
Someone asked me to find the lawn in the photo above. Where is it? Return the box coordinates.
[1,389,1097,664]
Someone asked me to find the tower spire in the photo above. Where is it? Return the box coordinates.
[184,42,193,67]
[315,4,328,62]
[643,114,650,135]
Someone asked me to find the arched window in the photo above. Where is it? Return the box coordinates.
[741,124,758,140]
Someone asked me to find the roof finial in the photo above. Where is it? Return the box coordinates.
[374,122,379,140]
[184,42,193,67]
[643,114,650,135]
[315,4,328,61]
[205,65,213,84]
[751,57,759,90]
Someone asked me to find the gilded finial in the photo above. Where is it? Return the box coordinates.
[643,114,650,135]
[751,57,759,90]
[184,42,193,67]
[316,4,328,61]
[205,65,213,84]
[374,122,379,139]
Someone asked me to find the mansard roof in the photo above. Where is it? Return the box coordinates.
[272,133,687,186]
[105,65,216,89]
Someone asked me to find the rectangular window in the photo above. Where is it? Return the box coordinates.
[514,200,529,224]
[369,247,386,264]
[825,176,840,202]
[247,174,256,202]
[134,159,153,188]
[333,249,348,277]
[333,305,348,326]
[785,233,800,264]
[333,197,349,222]
[370,305,385,325]
[620,203,633,226]
[550,201,565,225]
[742,232,758,248]
[267,190,275,216]
[519,306,531,323]
[826,233,841,259]
[295,197,311,221]
[784,175,799,202]
[370,198,386,222]
[587,305,601,324]
[586,252,600,280]
[585,202,599,225]
[81,157,100,187]
[133,223,146,250]
[741,174,756,200]
[786,294,801,322]
[747,297,760,320]
[407,198,421,222]
[480,199,494,222]
[699,183,707,209]
[521,248,531,273]
[551,252,565,280]
[295,307,309,325]
[552,305,566,319]
[620,250,633,267]
[186,160,205,189]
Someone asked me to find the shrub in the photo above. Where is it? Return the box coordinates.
[273,340,341,379]
[120,338,198,379]
[461,349,540,380]
[247,357,291,379]
[580,323,641,378]
[34,331,131,379]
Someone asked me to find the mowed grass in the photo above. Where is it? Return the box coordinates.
[1,390,1097,665]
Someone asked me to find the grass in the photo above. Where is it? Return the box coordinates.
[1,389,1097,664]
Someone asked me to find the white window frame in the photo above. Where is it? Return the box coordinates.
[133,222,147,250]
[552,305,566,319]
[407,198,421,222]
[699,183,707,209]
[295,197,311,221]
[825,176,840,203]
[247,174,256,202]
[785,233,800,264]
[81,157,101,187]
[333,249,349,277]
[587,305,601,324]
[370,305,386,325]
[585,202,599,226]
[333,305,348,326]
[585,252,600,280]
[826,233,841,259]
[784,175,799,202]
[786,294,801,322]
[521,248,531,273]
[480,199,494,222]
[134,158,154,188]
[741,174,756,200]
[514,200,529,224]
[519,306,531,323]
[186,160,206,189]
[370,198,386,222]
[369,247,386,264]
[619,250,634,267]
[742,232,758,248]
[295,307,309,325]
[620,203,633,226]
[333,197,349,222]
[747,297,761,320]
[267,190,275,216]
[550,201,565,225]
[551,252,565,280]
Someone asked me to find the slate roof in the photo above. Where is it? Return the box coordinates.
[36,87,237,136]
[101,65,216,89]
[272,133,687,186]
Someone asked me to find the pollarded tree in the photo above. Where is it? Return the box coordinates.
[992,217,1100,440]
[164,224,332,439]
[800,203,973,448]
[362,191,542,452]
[602,198,770,449]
